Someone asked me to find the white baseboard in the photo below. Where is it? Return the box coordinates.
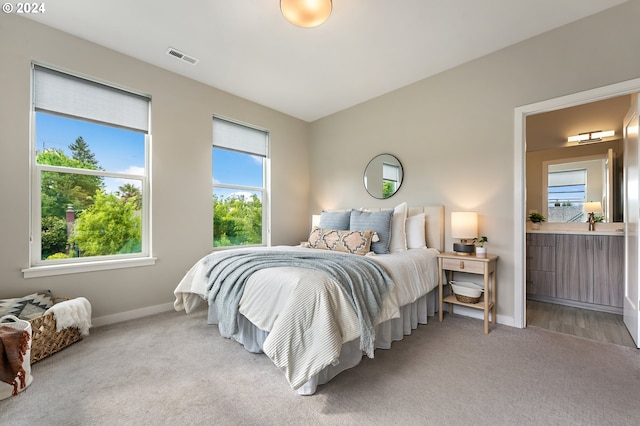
[92,302,175,327]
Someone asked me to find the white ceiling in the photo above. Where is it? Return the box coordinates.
[23,0,627,122]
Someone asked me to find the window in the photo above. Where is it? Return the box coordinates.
[547,169,586,222]
[26,65,152,276]
[212,117,269,247]
[382,162,400,198]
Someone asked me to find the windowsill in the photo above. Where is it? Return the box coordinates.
[22,256,157,278]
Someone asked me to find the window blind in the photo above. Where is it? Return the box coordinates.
[33,65,150,132]
[213,117,268,157]
[383,163,400,182]
[548,169,586,187]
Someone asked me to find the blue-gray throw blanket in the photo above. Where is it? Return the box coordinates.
[205,248,394,358]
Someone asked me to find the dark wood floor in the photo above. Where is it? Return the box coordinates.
[526,299,637,349]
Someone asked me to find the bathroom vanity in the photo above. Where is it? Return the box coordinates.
[526,225,624,314]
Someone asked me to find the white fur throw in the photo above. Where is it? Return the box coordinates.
[46,297,92,336]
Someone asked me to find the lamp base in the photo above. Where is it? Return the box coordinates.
[453,242,474,255]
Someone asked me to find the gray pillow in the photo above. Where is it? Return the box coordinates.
[319,210,351,230]
[350,209,394,254]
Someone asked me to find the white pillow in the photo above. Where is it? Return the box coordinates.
[389,202,408,252]
[406,213,426,249]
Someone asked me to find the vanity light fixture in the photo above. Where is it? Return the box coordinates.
[281,0,332,28]
[567,130,615,143]
[451,211,478,255]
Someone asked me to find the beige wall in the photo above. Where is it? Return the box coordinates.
[0,14,310,319]
[309,0,640,322]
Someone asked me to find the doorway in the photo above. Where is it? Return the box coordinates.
[514,78,640,349]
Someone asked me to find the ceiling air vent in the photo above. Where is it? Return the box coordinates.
[166,47,199,65]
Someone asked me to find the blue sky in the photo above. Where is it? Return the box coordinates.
[212,148,263,188]
[36,112,145,174]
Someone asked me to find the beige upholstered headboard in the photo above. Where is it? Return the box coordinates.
[360,205,445,252]
[411,205,444,253]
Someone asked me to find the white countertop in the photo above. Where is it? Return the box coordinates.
[527,229,624,236]
[526,222,625,236]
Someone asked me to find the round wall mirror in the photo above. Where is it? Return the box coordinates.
[363,154,403,199]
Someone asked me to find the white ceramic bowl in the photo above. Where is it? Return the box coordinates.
[450,281,484,298]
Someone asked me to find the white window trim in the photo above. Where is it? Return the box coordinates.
[25,64,154,277]
[22,256,157,279]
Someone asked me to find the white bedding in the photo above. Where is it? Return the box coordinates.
[173,245,439,391]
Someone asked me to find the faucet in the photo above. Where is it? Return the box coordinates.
[588,212,596,231]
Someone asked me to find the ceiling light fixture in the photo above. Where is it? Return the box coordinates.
[281,0,332,28]
[567,130,615,143]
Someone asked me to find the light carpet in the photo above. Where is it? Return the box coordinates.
[1,308,639,425]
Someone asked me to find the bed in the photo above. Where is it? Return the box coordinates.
[174,204,444,395]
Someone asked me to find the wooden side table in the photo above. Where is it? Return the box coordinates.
[438,252,499,334]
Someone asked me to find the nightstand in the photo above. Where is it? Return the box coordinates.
[438,252,499,334]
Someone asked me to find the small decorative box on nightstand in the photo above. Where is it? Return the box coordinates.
[437,252,499,334]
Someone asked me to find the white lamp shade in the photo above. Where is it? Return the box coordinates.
[451,212,478,239]
[584,201,602,213]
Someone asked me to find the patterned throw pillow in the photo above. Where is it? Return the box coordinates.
[0,291,55,320]
[308,227,377,255]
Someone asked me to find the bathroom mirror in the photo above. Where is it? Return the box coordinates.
[363,154,403,199]
[542,150,617,222]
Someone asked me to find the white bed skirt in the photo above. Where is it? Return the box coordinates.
[208,289,437,395]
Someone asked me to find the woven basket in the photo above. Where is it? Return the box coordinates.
[28,298,83,364]
[454,293,481,304]
[450,281,483,304]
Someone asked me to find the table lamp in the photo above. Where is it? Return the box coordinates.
[584,201,602,231]
[584,201,602,216]
[451,211,477,255]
